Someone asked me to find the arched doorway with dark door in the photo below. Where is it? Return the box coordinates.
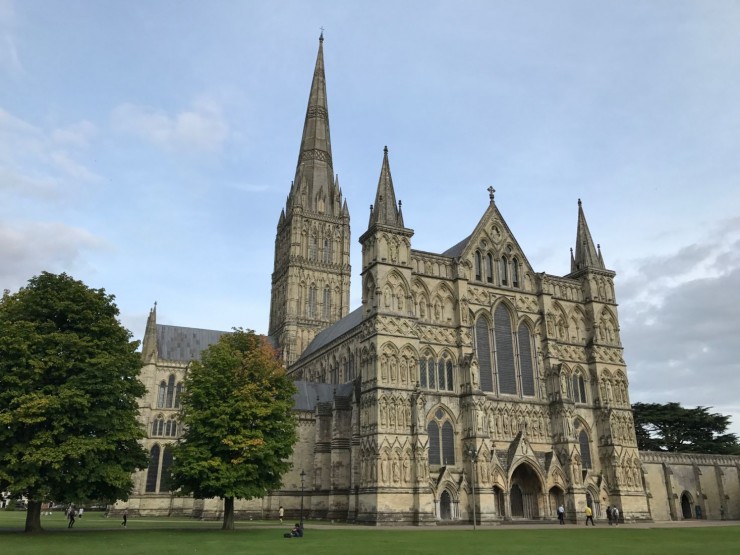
[439,489,453,521]
[509,463,543,519]
[548,486,565,519]
[680,492,693,519]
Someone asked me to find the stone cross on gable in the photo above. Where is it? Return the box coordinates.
[487,186,496,202]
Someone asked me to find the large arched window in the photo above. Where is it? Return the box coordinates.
[145,445,160,493]
[474,318,494,392]
[518,323,535,396]
[174,383,183,409]
[427,409,456,466]
[579,429,592,469]
[159,446,174,492]
[420,352,454,392]
[165,374,176,408]
[494,305,516,395]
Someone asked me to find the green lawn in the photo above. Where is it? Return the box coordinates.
[0,512,738,555]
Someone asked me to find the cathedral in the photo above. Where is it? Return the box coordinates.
[119,36,740,524]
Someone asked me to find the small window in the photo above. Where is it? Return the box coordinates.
[512,257,520,288]
[475,251,482,281]
[500,257,509,286]
[165,375,176,408]
[486,253,494,283]
[323,238,332,264]
[323,286,331,319]
[419,359,427,388]
[174,383,183,409]
[157,382,166,408]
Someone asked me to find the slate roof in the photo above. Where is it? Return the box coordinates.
[441,234,471,258]
[156,324,229,362]
[296,306,363,361]
[292,380,354,411]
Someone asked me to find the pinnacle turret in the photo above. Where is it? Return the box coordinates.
[571,199,605,272]
[368,146,404,229]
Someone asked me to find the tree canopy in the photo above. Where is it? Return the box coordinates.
[632,402,740,455]
[170,329,298,530]
[0,272,148,533]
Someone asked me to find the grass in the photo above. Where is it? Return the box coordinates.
[0,511,738,555]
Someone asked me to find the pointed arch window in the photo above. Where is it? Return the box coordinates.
[579,429,592,469]
[308,285,317,319]
[174,383,183,409]
[309,235,318,261]
[165,374,176,408]
[428,409,456,466]
[512,257,520,288]
[323,238,332,264]
[145,445,160,493]
[474,251,482,281]
[419,357,427,388]
[322,285,331,319]
[500,256,509,286]
[474,318,494,392]
[494,305,516,395]
[572,373,587,403]
[151,415,165,437]
[518,323,536,396]
[420,352,454,392]
[159,446,174,492]
[486,253,494,283]
[157,381,166,408]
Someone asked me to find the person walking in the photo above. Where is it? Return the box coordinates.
[557,504,565,525]
[612,506,619,526]
[607,505,613,525]
[585,505,595,526]
[121,509,128,528]
[279,505,284,524]
[67,507,76,529]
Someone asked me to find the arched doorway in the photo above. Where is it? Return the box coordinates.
[492,486,505,517]
[548,486,564,518]
[681,492,693,519]
[509,463,542,518]
[440,490,452,521]
[586,491,600,518]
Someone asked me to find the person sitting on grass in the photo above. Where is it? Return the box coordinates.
[284,523,304,538]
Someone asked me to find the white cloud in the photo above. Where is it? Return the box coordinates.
[0,221,108,293]
[0,108,100,197]
[111,98,229,154]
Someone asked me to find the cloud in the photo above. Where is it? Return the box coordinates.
[0,221,108,293]
[0,108,100,197]
[619,218,740,431]
[111,98,229,154]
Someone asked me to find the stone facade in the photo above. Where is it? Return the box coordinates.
[115,37,740,524]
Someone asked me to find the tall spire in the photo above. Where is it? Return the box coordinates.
[291,33,335,214]
[369,146,404,228]
[572,199,605,272]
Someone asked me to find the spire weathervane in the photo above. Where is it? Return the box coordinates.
[320,27,324,41]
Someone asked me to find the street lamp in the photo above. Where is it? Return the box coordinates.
[300,469,306,527]
[467,447,479,530]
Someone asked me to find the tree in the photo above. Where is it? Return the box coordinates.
[0,272,148,533]
[170,329,298,530]
[632,402,740,455]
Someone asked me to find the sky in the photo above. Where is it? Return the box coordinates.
[1,1,739,435]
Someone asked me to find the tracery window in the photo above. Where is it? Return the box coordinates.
[165,374,176,408]
[494,305,516,394]
[419,352,454,392]
[427,409,456,466]
[151,415,165,437]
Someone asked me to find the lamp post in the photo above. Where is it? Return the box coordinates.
[467,447,479,530]
[299,469,306,527]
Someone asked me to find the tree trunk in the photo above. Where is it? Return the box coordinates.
[25,500,43,533]
[222,496,235,530]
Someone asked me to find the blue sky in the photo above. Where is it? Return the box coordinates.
[2,1,739,435]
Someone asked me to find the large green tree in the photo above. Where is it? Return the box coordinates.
[170,329,297,530]
[0,272,148,533]
[632,402,740,455]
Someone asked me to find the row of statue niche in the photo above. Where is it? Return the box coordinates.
[610,413,635,444]
[471,406,551,442]
[360,452,428,486]
[599,376,627,404]
[379,396,412,432]
[616,458,642,489]
[379,354,414,385]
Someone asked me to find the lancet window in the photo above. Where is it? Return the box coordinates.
[427,409,456,466]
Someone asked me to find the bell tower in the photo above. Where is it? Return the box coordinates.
[269,34,351,366]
